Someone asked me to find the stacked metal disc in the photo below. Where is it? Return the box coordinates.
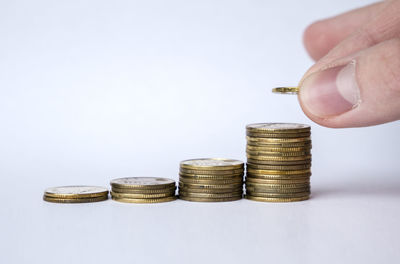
[110,177,177,203]
[178,158,244,202]
[43,186,109,203]
[245,123,312,202]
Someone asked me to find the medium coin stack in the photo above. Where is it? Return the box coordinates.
[245,123,312,202]
[110,177,177,203]
[178,158,244,202]
[43,186,109,203]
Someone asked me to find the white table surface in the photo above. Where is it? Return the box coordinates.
[1,0,399,263]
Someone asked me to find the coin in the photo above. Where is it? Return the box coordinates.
[179,195,242,202]
[178,191,243,198]
[43,195,108,203]
[180,158,244,171]
[271,87,299,95]
[180,168,244,175]
[111,191,175,199]
[246,163,311,171]
[247,141,312,148]
[246,190,310,198]
[246,145,312,152]
[247,159,312,166]
[178,182,243,189]
[179,177,243,185]
[245,186,310,194]
[247,160,311,172]
[179,186,242,194]
[246,150,311,157]
[112,196,177,204]
[111,186,176,194]
[110,177,175,190]
[246,182,309,189]
[246,177,310,184]
[245,195,309,202]
[247,136,311,143]
[246,123,310,133]
[246,172,311,179]
[44,186,109,199]
[247,154,311,161]
[179,172,243,179]
[246,131,311,138]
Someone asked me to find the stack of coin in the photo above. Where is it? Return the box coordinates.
[178,158,244,202]
[43,186,109,203]
[110,177,177,203]
[245,123,312,202]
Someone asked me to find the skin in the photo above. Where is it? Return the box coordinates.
[299,0,400,128]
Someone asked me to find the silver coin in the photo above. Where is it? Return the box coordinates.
[44,186,109,198]
[110,177,175,188]
[180,158,244,169]
[246,123,310,132]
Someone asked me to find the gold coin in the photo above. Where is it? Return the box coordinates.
[179,172,243,179]
[246,132,311,138]
[178,182,243,189]
[110,177,175,190]
[246,123,309,133]
[44,186,109,199]
[247,141,312,148]
[112,196,177,204]
[179,177,243,185]
[180,158,244,171]
[180,168,244,175]
[111,186,176,194]
[179,195,242,202]
[246,190,310,198]
[246,172,311,179]
[246,163,311,170]
[246,177,309,185]
[178,191,243,198]
[43,195,108,203]
[179,186,243,194]
[246,145,312,152]
[247,163,311,175]
[245,186,310,194]
[246,149,310,157]
[247,136,310,143]
[246,182,310,189]
[247,159,311,166]
[247,154,311,161]
[179,175,243,183]
[111,191,175,199]
[246,194,309,202]
[271,87,299,95]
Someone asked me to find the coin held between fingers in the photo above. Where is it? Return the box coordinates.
[272,87,299,94]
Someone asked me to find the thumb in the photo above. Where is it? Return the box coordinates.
[298,38,400,128]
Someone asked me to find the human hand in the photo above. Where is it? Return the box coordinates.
[298,0,400,128]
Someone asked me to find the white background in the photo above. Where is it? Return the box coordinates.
[1,0,400,263]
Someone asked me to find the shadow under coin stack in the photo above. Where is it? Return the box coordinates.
[179,158,244,202]
[110,177,177,203]
[245,123,312,202]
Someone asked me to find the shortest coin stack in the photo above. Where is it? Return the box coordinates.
[179,158,244,202]
[245,123,312,202]
[110,177,177,203]
[43,186,109,203]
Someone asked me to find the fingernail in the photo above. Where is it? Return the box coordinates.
[299,61,360,117]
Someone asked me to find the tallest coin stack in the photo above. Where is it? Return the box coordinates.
[245,123,312,202]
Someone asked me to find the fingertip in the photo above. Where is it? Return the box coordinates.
[303,21,333,61]
[297,94,346,128]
